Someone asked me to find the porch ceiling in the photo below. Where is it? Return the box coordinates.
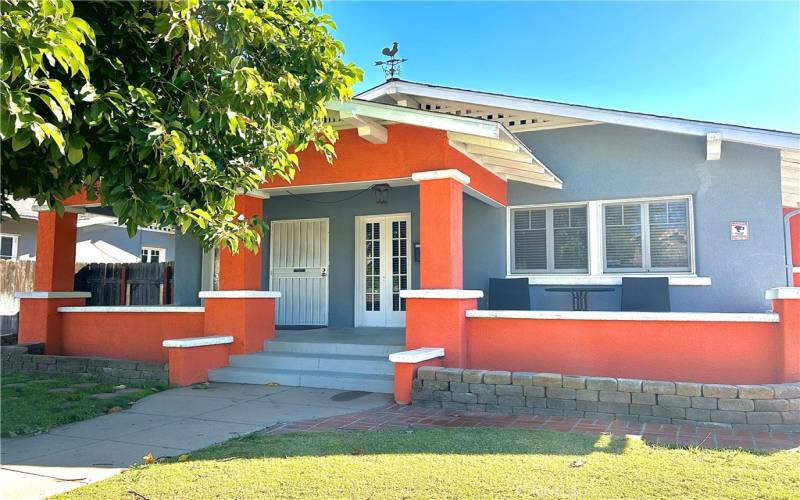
[325,99,562,189]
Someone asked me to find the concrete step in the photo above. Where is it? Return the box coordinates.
[208,367,394,394]
[229,351,394,376]
[264,340,404,357]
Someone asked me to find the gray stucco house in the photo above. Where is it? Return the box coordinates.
[141,81,800,325]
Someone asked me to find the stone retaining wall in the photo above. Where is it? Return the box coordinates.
[1,344,168,386]
[412,367,800,432]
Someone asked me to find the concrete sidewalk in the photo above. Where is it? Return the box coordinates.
[0,383,392,499]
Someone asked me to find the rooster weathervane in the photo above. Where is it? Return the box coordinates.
[375,42,407,81]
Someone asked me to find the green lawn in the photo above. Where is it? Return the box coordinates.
[61,428,799,499]
[1,372,165,437]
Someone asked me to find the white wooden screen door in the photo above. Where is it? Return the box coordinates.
[355,213,411,327]
[269,218,329,326]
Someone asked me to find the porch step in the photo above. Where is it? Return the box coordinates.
[264,340,404,358]
[207,367,394,394]
[229,351,395,376]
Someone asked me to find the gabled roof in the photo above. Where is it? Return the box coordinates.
[358,80,800,151]
[325,99,563,189]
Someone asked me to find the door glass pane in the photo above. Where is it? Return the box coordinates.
[365,222,381,311]
[392,220,408,311]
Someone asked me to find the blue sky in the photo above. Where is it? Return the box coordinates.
[324,2,800,132]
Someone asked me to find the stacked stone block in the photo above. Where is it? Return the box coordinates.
[411,366,800,432]
[1,344,168,386]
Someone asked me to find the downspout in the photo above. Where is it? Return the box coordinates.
[784,208,800,286]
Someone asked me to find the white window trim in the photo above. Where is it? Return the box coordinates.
[509,204,589,274]
[0,233,20,260]
[141,246,166,263]
[506,195,709,286]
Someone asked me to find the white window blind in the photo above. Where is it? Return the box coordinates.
[512,205,588,274]
[603,198,690,272]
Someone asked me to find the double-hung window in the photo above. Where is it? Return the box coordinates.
[0,234,19,260]
[509,196,695,278]
[603,198,691,273]
[511,205,588,274]
[141,247,165,263]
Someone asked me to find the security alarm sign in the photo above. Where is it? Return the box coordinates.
[730,221,749,241]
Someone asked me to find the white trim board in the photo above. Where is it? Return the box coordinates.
[765,287,800,300]
[16,291,92,299]
[465,310,779,323]
[58,306,204,313]
[199,290,281,299]
[358,80,800,150]
[389,347,445,363]
[400,289,484,299]
[516,275,711,287]
[163,336,233,348]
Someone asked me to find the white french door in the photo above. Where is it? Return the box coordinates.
[269,218,329,326]
[355,213,411,327]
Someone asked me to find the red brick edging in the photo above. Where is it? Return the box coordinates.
[265,403,800,451]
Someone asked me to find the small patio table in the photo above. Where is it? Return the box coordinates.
[544,287,616,311]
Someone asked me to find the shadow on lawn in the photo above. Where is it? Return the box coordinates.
[182,427,634,462]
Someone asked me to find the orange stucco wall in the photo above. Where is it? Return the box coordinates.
[60,312,205,362]
[466,317,781,385]
[167,344,230,385]
[264,125,508,206]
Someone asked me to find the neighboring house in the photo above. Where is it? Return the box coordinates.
[0,198,175,263]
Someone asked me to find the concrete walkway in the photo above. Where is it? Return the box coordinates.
[0,383,392,499]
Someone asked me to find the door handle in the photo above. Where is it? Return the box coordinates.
[321,267,327,277]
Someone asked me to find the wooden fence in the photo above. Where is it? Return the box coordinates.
[74,262,174,306]
[0,260,173,314]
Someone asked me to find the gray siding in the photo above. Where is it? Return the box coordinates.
[173,232,203,306]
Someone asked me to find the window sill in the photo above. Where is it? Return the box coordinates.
[508,275,712,286]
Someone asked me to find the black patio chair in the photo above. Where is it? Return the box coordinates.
[488,278,531,310]
[621,277,671,312]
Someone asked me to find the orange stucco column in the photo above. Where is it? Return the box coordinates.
[34,210,78,291]
[17,209,87,353]
[201,291,280,354]
[415,171,467,289]
[769,288,800,382]
[218,195,264,290]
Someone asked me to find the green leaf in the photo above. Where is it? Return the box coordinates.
[12,132,31,151]
[39,94,63,122]
[67,146,83,165]
[40,123,65,153]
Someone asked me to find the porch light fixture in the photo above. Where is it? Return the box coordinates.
[372,184,390,204]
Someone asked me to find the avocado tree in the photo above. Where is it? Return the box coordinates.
[0,0,361,250]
